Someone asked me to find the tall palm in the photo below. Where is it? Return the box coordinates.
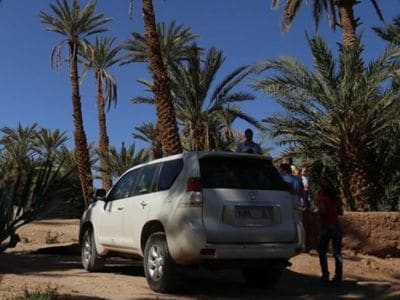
[41,0,111,206]
[254,36,400,211]
[80,36,120,191]
[99,143,149,179]
[134,47,263,151]
[122,20,198,158]
[132,122,163,159]
[272,0,383,48]
[140,0,182,156]
[170,46,262,150]
[120,21,199,69]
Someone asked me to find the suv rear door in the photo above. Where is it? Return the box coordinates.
[200,154,297,243]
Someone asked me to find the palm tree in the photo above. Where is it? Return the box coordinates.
[140,0,182,156]
[134,46,263,151]
[374,15,400,45]
[210,106,255,151]
[132,122,163,159]
[40,0,111,206]
[169,46,262,150]
[35,128,69,158]
[0,125,68,252]
[80,36,120,191]
[374,15,400,90]
[120,21,199,69]
[271,0,383,48]
[53,144,97,209]
[253,36,400,211]
[122,20,199,158]
[99,142,149,179]
[373,17,400,210]
[0,123,38,167]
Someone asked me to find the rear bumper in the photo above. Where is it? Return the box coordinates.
[171,237,303,265]
[200,242,303,260]
[168,210,305,265]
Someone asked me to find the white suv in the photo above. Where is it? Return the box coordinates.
[80,151,304,292]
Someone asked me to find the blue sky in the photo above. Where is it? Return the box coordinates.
[0,1,398,156]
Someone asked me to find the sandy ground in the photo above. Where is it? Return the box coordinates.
[0,219,399,299]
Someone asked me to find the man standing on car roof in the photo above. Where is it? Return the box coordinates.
[236,128,262,154]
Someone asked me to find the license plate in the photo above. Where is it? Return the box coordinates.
[235,206,273,219]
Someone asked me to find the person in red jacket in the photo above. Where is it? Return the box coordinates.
[316,177,343,286]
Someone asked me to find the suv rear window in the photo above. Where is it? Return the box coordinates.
[200,156,287,190]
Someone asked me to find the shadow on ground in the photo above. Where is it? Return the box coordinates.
[1,244,399,299]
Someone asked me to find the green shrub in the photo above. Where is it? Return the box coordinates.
[12,286,59,300]
[45,232,60,245]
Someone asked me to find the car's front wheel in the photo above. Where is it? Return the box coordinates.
[81,228,105,272]
[144,233,178,293]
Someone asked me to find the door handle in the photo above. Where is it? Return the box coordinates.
[140,201,147,209]
[117,207,124,211]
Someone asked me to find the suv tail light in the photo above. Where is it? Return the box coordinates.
[186,177,202,192]
[178,177,203,207]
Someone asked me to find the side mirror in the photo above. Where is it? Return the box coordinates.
[93,188,107,202]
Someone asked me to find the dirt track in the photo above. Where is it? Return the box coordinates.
[0,219,399,299]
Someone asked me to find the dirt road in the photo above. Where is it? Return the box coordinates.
[0,219,399,299]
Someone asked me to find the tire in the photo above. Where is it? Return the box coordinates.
[143,233,178,293]
[242,263,285,288]
[81,228,105,272]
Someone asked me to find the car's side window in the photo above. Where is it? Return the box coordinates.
[131,164,160,196]
[157,159,183,191]
[108,169,139,201]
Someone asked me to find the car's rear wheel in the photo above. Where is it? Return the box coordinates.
[81,228,105,272]
[242,263,285,288]
[144,233,178,293]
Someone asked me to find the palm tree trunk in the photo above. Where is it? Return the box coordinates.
[348,151,382,211]
[142,0,182,156]
[69,41,93,207]
[337,158,354,211]
[191,121,205,151]
[337,0,357,48]
[96,73,112,191]
[338,147,382,211]
[152,121,163,159]
[204,123,210,151]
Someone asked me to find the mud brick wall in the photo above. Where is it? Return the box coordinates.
[302,211,400,257]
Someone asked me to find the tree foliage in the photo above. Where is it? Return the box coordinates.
[271,0,383,47]
[80,36,121,190]
[254,36,400,211]
[41,0,112,205]
[98,142,149,180]
[134,46,263,151]
[0,125,70,252]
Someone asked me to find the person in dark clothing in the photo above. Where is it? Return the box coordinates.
[236,128,262,154]
[316,178,343,286]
